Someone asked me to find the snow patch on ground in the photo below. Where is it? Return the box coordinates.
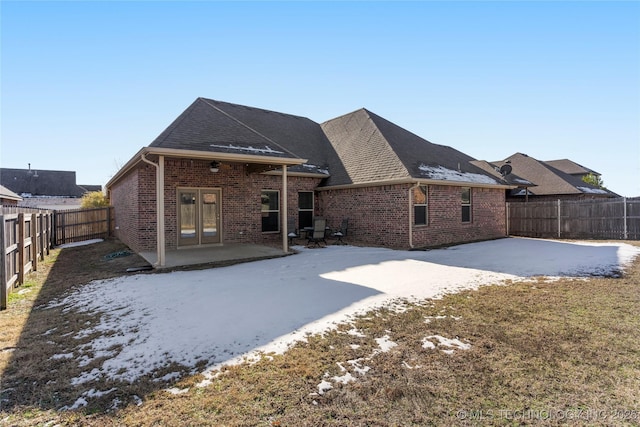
[41,237,639,406]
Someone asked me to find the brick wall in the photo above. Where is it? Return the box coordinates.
[110,158,507,251]
[318,183,506,249]
[110,167,145,252]
[411,185,506,248]
[318,184,411,248]
[111,158,322,251]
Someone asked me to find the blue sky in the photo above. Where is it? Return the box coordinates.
[2,1,639,196]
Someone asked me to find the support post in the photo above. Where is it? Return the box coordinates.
[282,164,288,253]
[506,202,510,236]
[141,153,165,267]
[158,156,165,266]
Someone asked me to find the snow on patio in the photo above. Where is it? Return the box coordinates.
[45,237,639,406]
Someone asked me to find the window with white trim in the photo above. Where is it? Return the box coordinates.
[461,187,472,222]
[261,190,279,232]
[413,185,428,225]
[298,191,314,230]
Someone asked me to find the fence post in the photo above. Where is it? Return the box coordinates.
[30,213,38,272]
[17,213,25,286]
[46,212,52,254]
[557,199,561,238]
[1,215,6,310]
[51,210,57,247]
[60,210,65,246]
[107,207,112,237]
[38,214,45,261]
[623,197,628,240]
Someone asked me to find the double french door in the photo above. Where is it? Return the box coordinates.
[178,188,221,246]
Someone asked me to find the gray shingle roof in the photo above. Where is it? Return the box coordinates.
[470,160,535,187]
[321,109,509,186]
[492,153,616,197]
[150,98,350,185]
[148,98,512,188]
[0,168,89,197]
[320,109,409,184]
[544,159,599,177]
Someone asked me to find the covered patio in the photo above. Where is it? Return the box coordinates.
[138,243,292,270]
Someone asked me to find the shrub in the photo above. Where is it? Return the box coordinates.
[81,191,109,208]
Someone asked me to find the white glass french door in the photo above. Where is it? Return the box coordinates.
[178,188,221,246]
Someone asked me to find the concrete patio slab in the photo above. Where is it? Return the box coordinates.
[139,243,290,269]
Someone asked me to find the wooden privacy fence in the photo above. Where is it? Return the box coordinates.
[1,206,114,310]
[507,197,640,240]
[53,206,114,246]
[1,210,53,309]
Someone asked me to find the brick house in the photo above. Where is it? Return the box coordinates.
[0,166,102,210]
[487,153,618,202]
[106,98,516,266]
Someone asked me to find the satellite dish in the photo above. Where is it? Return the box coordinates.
[499,164,512,177]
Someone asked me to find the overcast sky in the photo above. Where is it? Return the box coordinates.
[2,1,639,196]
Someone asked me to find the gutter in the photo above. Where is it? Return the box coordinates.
[408,182,421,249]
[316,177,517,191]
[106,146,307,190]
[140,153,165,267]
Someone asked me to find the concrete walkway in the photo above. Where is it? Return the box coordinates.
[139,243,290,270]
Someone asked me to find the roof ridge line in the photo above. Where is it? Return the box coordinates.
[361,109,412,179]
[151,99,202,146]
[200,98,301,159]
[321,107,368,125]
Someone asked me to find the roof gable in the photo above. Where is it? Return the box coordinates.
[150,98,299,159]
[150,98,350,185]
[0,184,22,201]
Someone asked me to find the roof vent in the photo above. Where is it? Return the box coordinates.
[499,164,512,177]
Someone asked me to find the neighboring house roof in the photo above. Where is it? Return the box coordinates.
[0,184,22,202]
[320,108,512,187]
[0,168,93,198]
[470,160,535,188]
[490,153,616,197]
[78,185,103,193]
[544,159,599,177]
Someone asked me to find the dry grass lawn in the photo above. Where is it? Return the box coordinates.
[1,238,639,426]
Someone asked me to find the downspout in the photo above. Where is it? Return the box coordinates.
[282,164,288,253]
[141,153,166,267]
[408,182,420,249]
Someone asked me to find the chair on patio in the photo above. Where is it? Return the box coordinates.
[307,217,327,247]
[287,217,299,245]
[332,218,349,245]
